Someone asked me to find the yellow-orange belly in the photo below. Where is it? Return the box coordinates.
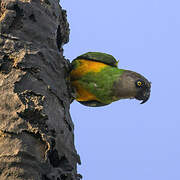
[70,59,108,101]
[70,59,108,79]
[71,81,98,101]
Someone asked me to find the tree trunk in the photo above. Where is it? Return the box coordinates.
[0,0,81,179]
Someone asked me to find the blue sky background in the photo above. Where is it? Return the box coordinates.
[61,0,180,179]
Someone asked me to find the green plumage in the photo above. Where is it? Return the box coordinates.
[78,66,124,105]
[76,52,118,67]
[70,52,151,107]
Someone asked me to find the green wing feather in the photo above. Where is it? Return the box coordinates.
[75,52,118,67]
[78,100,110,107]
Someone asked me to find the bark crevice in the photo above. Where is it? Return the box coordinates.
[0,0,80,179]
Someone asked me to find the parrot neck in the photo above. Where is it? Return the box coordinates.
[112,70,137,101]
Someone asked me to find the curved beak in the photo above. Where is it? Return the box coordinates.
[140,90,150,104]
[135,82,151,104]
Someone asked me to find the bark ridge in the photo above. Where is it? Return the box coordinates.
[0,0,81,179]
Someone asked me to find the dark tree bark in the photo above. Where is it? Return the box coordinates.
[0,0,81,179]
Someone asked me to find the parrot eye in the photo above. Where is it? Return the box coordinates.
[136,80,144,87]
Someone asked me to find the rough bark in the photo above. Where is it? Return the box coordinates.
[0,0,81,179]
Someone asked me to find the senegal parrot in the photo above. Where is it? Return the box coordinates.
[70,52,151,107]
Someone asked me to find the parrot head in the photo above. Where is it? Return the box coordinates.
[113,70,151,104]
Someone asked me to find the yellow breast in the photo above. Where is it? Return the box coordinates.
[71,80,98,101]
[70,59,108,102]
[70,59,108,79]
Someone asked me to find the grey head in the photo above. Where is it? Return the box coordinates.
[112,70,151,104]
